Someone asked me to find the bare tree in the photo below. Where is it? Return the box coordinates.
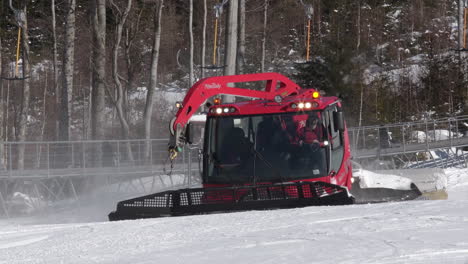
[0,35,4,169]
[91,0,106,166]
[237,0,246,74]
[201,0,207,78]
[124,8,144,122]
[60,0,76,141]
[224,0,238,103]
[91,0,106,141]
[463,0,468,51]
[143,0,164,160]
[9,0,31,170]
[357,0,361,51]
[224,0,238,77]
[110,0,134,162]
[51,0,60,140]
[260,0,269,72]
[189,0,194,86]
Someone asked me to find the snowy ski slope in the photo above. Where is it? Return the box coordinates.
[0,169,467,264]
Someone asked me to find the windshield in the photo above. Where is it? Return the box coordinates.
[204,111,329,184]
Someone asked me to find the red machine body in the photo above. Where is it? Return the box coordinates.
[169,72,353,192]
[108,73,424,221]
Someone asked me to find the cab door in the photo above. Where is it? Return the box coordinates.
[324,105,347,186]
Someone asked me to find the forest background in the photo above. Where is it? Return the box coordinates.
[0,0,467,145]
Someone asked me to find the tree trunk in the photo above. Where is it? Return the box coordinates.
[51,0,60,141]
[224,0,238,77]
[124,9,143,122]
[91,0,106,166]
[143,0,164,160]
[201,0,207,78]
[460,0,468,108]
[91,0,106,140]
[357,0,361,51]
[261,0,268,73]
[237,0,246,75]
[16,6,31,170]
[111,0,134,162]
[60,0,76,141]
[458,0,465,50]
[317,0,321,44]
[36,73,48,169]
[0,35,4,169]
[189,0,194,86]
[224,0,238,103]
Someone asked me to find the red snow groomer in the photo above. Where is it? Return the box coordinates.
[109,73,421,221]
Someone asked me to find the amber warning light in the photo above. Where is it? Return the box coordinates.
[312,91,320,99]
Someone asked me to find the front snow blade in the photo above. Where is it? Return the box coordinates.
[351,178,422,204]
[108,182,354,221]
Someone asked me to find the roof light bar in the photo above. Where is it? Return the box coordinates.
[210,106,237,115]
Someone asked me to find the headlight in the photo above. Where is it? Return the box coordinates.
[305,102,312,108]
[298,103,305,109]
[215,108,223,114]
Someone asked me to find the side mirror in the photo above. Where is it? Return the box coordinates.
[185,122,194,144]
[333,111,345,132]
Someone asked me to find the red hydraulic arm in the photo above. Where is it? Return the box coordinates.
[168,72,302,157]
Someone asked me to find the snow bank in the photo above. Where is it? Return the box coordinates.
[411,129,462,143]
[355,169,413,190]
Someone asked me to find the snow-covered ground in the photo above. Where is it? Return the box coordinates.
[0,169,468,264]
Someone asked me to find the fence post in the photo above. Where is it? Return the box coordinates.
[82,141,86,171]
[377,127,381,159]
[0,190,9,218]
[150,140,153,174]
[402,126,406,153]
[363,129,366,149]
[47,142,50,178]
[188,148,192,187]
[8,144,12,178]
[425,120,429,152]
[449,119,453,148]
[116,141,120,169]
[71,142,75,168]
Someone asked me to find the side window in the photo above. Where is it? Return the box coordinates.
[327,106,344,172]
[328,107,342,148]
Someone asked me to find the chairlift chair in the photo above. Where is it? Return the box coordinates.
[200,1,228,74]
[453,5,468,52]
[294,2,315,66]
[1,27,29,81]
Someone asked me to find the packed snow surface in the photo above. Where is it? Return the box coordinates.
[1,169,468,264]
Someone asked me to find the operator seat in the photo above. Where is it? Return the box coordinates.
[220,127,250,164]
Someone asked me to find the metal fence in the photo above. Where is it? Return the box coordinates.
[2,116,468,178]
[0,139,203,218]
[348,116,468,159]
[2,116,468,218]
[0,139,201,180]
